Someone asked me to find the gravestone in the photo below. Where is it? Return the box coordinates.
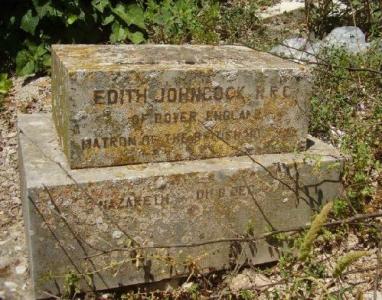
[19,45,344,299]
[51,45,311,168]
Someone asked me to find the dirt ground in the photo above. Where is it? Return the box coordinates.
[0,76,51,300]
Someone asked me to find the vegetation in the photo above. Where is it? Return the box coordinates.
[306,0,382,39]
[310,46,382,212]
[0,0,281,76]
[333,251,370,277]
[0,73,12,109]
[298,201,333,261]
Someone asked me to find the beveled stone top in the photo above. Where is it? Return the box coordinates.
[19,113,341,188]
[52,44,301,72]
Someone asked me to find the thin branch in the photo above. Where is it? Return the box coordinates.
[28,196,94,292]
[266,42,382,75]
[43,185,109,290]
[198,120,330,211]
[84,211,382,259]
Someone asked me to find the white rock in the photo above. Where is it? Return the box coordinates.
[112,230,123,239]
[227,269,272,292]
[15,264,27,274]
[270,38,319,62]
[100,293,114,299]
[228,273,252,292]
[364,291,382,300]
[259,0,305,19]
[323,26,369,53]
[4,281,18,290]
[181,281,195,290]
[347,233,359,248]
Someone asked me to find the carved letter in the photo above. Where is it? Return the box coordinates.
[94,90,105,104]
[107,90,118,104]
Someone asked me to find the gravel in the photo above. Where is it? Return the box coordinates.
[0,75,51,300]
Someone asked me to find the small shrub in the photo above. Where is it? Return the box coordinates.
[16,41,51,76]
[145,0,220,44]
[219,2,261,44]
[0,73,12,110]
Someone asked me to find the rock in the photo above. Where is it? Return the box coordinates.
[271,26,369,63]
[270,38,319,62]
[15,264,27,275]
[181,282,195,290]
[259,0,305,19]
[4,281,18,291]
[228,273,252,292]
[323,26,369,53]
[347,233,359,248]
[111,230,123,239]
[364,291,382,300]
[227,269,271,292]
[99,293,114,300]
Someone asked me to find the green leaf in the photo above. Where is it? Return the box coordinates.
[20,9,40,35]
[19,61,36,76]
[127,31,145,44]
[32,0,51,18]
[32,0,63,18]
[34,45,48,59]
[42,54,51,68]
[110,21,127,43]
[102,15,115,26]
[112,3,146,30]
[16,50,31,74]
[0,74,12,95]
[67,14,78,25]
[126,4,146,30]
[16,47,42,76]
[91,0,110,13]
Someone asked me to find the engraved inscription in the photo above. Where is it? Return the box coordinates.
[79,83,295,157]
[92,85,250,105]
[196,184,259,200]
[98,193,170,209]
[81,128,259,150]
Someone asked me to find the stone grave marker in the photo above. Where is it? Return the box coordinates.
[19,45,344,299]
[52,44,311,168]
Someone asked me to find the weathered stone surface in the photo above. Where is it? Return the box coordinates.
[19,113,343,299]
[52,44,311,169]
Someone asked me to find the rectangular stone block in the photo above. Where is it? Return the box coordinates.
[19,113,343,299]
[52,44,311,169]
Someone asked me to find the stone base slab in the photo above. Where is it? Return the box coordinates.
[19,113,344,299]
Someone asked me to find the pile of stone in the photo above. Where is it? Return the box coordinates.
[271,26,371,62]
[18,44,345,299]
